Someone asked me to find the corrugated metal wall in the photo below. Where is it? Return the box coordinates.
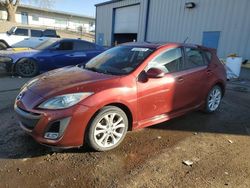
[96,0,250,59]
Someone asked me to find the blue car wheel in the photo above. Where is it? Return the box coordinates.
[15,58,39,77]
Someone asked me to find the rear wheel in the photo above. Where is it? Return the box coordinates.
[205,85,222,113]
[15,58,39,77]
[86,106,128,151]
[0,41,7,50]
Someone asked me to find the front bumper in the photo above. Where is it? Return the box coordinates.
[0,56,13,72]
[14,102,94,148]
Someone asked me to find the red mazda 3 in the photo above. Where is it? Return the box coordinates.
[14,42,226,151]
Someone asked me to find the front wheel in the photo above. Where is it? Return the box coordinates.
[86,106,128,151]
[15,58,39,77]
[205,85,222,113]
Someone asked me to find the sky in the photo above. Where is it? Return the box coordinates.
[22,0,107,17]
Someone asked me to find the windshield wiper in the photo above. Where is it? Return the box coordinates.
[85,67,105,74]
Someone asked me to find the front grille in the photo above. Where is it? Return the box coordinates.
[14,105,41,130]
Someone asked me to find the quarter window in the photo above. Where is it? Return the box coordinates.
[147,48,183,73]
[14,28,28,36]
[185,48,206,69]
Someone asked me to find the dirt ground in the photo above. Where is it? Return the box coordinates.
[0,69,250,188]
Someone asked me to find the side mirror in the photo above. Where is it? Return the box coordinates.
[146,68,165,78]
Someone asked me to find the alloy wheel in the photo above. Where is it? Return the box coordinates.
[94,112,126,148]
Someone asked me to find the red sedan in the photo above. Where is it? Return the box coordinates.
[14,42,226,151]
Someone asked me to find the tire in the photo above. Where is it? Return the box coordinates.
[15,58,39,77]
[86,106,128,151]
[205,85,222,113]
[0,41,7,50]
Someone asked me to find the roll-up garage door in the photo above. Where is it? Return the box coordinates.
[114,5,140,34]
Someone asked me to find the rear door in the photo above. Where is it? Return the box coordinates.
[171,47,208,111]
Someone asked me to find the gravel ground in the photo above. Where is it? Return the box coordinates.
[0,69,250,188]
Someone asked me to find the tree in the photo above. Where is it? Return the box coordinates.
[0,0,20,22]
[0,0,54,22]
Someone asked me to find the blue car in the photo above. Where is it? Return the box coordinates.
[0,38,105,77]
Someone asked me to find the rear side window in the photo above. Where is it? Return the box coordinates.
[204,51,212,64]
[74,41,96,51]
[184,48,206,69]
[14,28,28,36]
[147,48,183,73]
[31,29,42,37]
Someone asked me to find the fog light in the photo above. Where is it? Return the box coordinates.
[44,132,59,140]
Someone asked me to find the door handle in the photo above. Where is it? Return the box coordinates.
[206,70,212,75]
[177,77,184,82]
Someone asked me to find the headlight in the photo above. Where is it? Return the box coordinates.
[0,56,12,63]
[38,92,93,110]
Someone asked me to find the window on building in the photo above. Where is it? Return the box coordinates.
[184,48,206,69]
[31,29,43,37]
[14,28,29,36]
[74,41,96,51]
[55,19,67,25]
[147,48,183,73]
[32,15,39,21]
[89,21,94,27]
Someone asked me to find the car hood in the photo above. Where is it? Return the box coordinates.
[26,66,118,99]
[0,48,36,55]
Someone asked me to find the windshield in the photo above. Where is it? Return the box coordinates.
[7,27,15,34]
[12,38,50,49]
[35,38,59,50]
[85,46,155,75]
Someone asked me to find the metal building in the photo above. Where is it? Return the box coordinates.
[95,0,250,59]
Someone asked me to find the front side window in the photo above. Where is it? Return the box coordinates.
[185,48,206,69]
[85,46,155,75]
[14,28,29,36]
[147,48,183,73]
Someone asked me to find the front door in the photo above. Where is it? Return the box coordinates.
[21,12,28,25]
[137,47,184,124]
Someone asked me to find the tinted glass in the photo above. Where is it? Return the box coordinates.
[43,29,56,37]
[85,46,155,75]
[147,48,183,73]
[74,41,96,51]
[204,51,212,64]
[55,41,73,51]
[185,48,205,69]
[14,28,28,36]
[31,29,42,37]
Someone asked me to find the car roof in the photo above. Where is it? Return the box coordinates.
[121,42,214,51]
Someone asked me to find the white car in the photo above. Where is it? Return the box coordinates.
[0,27,59,50]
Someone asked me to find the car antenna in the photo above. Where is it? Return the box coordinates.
[183,37,189,43]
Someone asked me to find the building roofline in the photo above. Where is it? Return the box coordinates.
[18,4,95,20]
[95,0,124,7]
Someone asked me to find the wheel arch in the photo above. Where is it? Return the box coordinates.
[213,81,226,96]
[0,40,9,47]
